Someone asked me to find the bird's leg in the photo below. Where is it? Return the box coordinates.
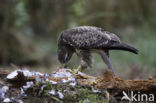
[71,50,91,74]
[100,51,116,76]
[104,50,109,57]
[70,65,82,74]
[71,60,87,74]
[77,65,83,71]
[74,65,82,73]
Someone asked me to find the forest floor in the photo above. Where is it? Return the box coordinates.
[0,68,155,103]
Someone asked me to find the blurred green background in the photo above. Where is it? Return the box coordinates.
[0,0,155,79]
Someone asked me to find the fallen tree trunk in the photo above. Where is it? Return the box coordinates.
[0,69,155,102]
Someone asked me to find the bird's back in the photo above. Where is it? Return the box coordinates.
[59,26,120,49]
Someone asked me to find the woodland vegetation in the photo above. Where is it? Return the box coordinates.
[0,0,156,76]
[0,1,156,102]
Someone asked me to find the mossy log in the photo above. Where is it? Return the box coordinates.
[0,69,155,103]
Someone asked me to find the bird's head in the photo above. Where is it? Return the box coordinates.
[57,45,73,68]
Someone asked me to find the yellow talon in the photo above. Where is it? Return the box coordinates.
[70,65,82,74]
[77,65,82,72]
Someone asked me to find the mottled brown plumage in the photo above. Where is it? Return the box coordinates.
[57,26,138,75]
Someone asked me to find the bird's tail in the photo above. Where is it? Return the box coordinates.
[109,42,138,54]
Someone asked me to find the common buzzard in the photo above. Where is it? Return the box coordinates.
[57,26,138,75]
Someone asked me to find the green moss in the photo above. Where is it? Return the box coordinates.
[23,81,107,103]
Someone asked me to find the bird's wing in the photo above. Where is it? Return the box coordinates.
[61,26,118,49]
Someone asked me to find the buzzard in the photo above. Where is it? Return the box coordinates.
[57,26,138,75]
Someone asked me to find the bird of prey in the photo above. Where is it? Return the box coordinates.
[57,26,138,75]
